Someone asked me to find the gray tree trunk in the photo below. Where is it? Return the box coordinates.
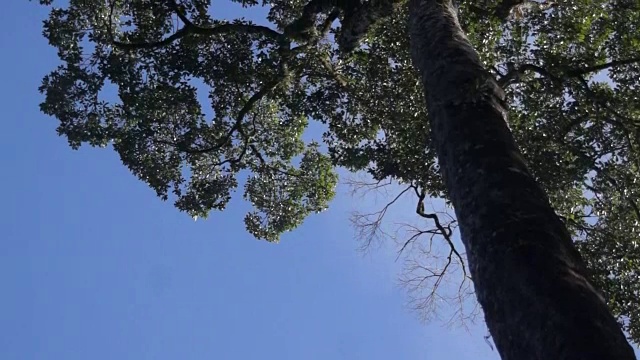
[407,0,636,359]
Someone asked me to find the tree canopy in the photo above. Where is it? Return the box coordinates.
[36,0,640,343]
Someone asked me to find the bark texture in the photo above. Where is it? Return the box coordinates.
[407,0,637,359]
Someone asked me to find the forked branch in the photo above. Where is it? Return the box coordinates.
[108,0,283,50]
[413,185,466,279]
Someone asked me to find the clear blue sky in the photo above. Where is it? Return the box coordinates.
[0,2,636,360]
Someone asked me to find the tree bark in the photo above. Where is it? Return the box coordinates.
[407,0,636,359]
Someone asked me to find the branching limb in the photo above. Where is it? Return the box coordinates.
[344,177,394,198]
[321,9,341,36]
[108,0,283,50]
[414,186,466,279]
[155,77,283,155]
[350,185,413,251]
[398,217,475,324]
[497,63,562,88]
[498,57,640,88]
[348,179,475,324]
[337,0,403,52]
[565,57,640,78]
[283,0,337,41]
[573,75,639,130]
[498,61,640,143]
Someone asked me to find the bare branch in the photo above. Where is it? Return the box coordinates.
[343,176,394,198]
[348,179,476,325]
[399,235,475,325]
[350,185,413,251]
[415,187,466,279]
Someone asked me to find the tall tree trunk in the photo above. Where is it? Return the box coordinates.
[407,1,636,359]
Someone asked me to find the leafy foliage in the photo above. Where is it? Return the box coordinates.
[36,0,640,342]
[36,0,339,241]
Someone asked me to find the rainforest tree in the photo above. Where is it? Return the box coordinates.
[35,0,640,358]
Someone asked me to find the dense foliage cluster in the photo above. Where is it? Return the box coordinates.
[36,0,640,341]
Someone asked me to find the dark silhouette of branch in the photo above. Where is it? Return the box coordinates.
[498,60,640,156]
[347,179,473,323]
[283,0,337,41]
[281,0,402,52]
[321,9,341,36]
[497,63,562,87]
[162,79,282,155]
[494,0,524,19]
[498,57,640,88]
[398,215,475,324]
[108,0,282,50]
[572,75,640,132]
[337,0,402,52]
[565,57,640,78]
[396,227,437,258]
[414,186,466,279]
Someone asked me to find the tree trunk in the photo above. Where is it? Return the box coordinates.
[407,0,636,359]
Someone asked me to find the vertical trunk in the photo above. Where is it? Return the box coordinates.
[408,1,636,359]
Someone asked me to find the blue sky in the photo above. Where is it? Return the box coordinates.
[0,2,637,360]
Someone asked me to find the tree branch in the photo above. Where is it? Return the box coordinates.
[337,0,402,52]
[497,63,562,87]
[180,79,283,154]
[109,0,282,50]
[351,185,413,251]
[565,57,640,78]
[498,57,640,88]
[321,9,341,36]
[284,0,338,41]
[573,75,639,131]
[415,187,466,278]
